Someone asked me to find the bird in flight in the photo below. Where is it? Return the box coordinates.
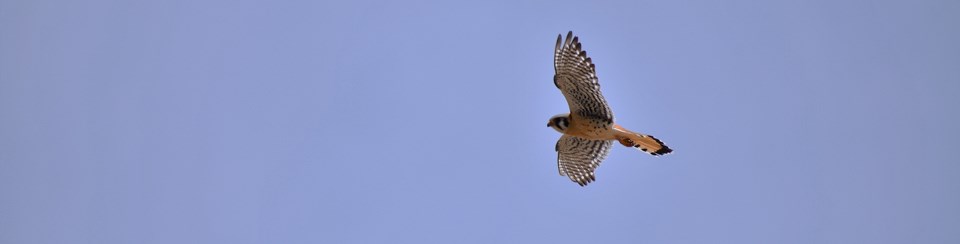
[548,31,673,186]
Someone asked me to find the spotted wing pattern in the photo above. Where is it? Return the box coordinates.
[556,135,614,186]
[554,31,614,124]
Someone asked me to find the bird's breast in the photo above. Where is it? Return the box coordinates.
[564,117,616,140]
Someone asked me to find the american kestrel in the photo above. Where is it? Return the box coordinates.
[548,31,673,186]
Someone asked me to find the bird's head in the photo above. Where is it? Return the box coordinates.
[547,113,570,133]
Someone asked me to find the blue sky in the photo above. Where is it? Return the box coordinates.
[2,0,958,243]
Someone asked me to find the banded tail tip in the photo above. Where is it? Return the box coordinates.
[649,145,673,156]
[618,134,673,156]
[645,135,672,156]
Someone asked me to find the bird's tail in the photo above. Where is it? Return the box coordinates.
[613,125,673,156]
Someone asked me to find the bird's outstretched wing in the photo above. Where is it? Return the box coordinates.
[554,31,614,124]
[556,135,614,186]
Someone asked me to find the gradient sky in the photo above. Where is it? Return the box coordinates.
[2,0,959,243]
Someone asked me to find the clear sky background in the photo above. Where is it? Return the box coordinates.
[2,0,958,243]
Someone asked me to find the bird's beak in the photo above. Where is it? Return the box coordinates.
[547,121,553,127]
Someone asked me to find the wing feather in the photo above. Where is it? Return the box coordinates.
[556,135,613,186]
[553,31,614,124]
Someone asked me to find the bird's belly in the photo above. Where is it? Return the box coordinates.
[565,121,615,140]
